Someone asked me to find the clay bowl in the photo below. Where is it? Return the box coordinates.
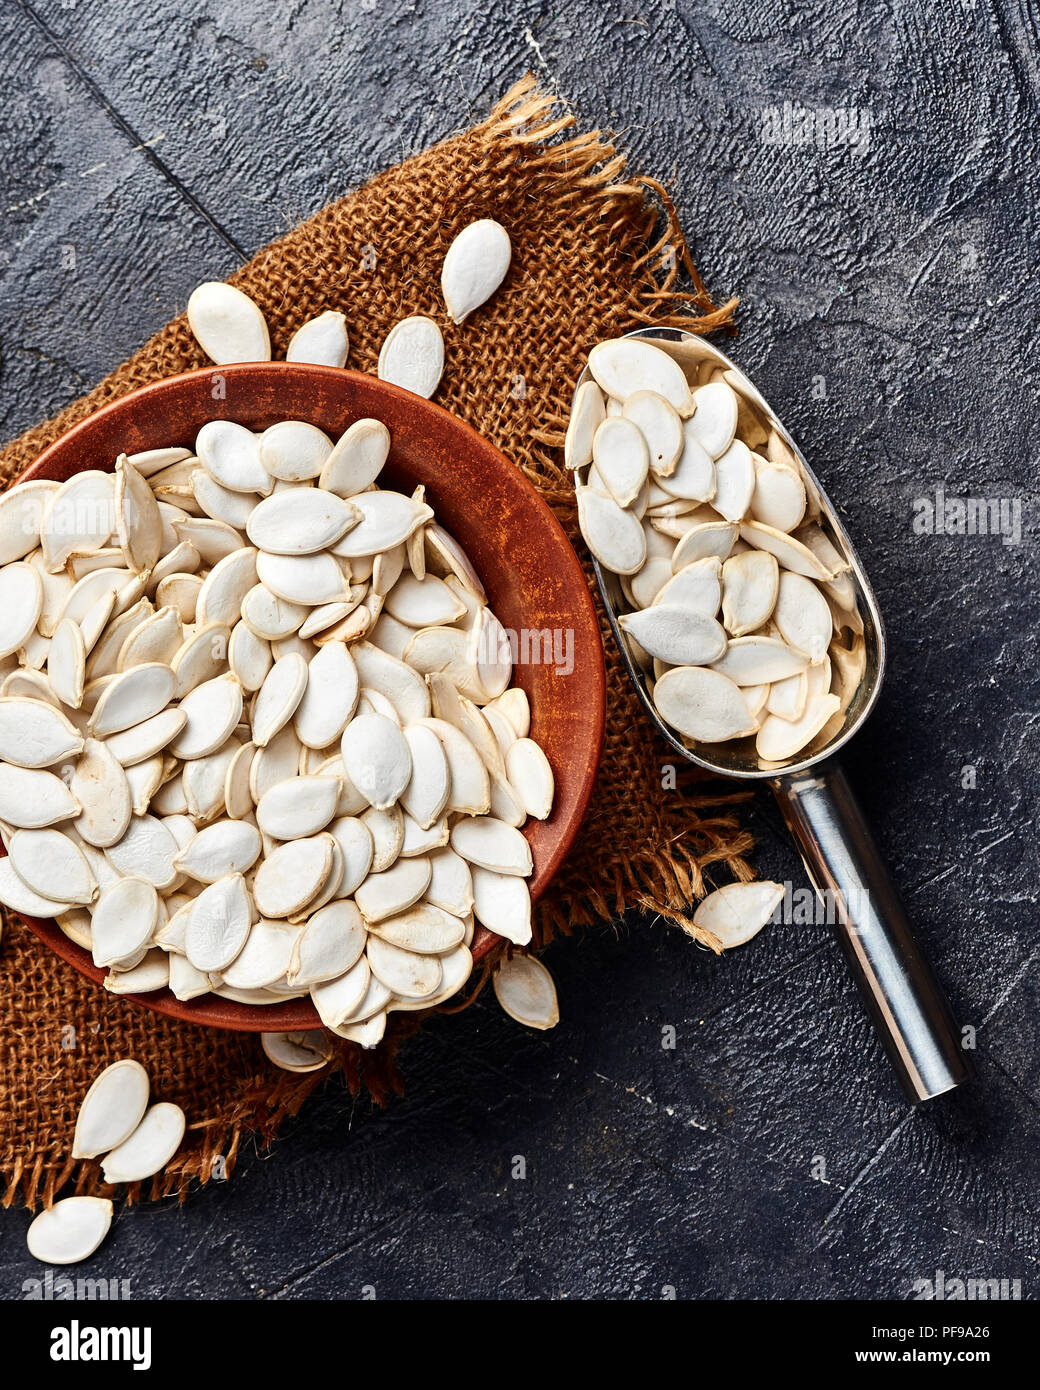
[10,364,605,1031]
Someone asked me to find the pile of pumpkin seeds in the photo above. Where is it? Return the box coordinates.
[26,1058,185,1264]
[0,227,559,1049]
[567,338,866,762]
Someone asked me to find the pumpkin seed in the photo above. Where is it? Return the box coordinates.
[493,953,560,1029]
[0,481,58,565]
[27,1197,113,1265]
[124,754,164,815]
[252,653,308,747]
[504,738,554,821]
[587,338,695,417]
[115,455,162,576]
[104,814,180,889]
[693,880,785,947]
[9,827,97,904]
[285,309,349,367]
[354,853,431,923]
[441,218,511,323]
[766,669,808,721]
[187,281,271,364]
[256,775,341,840]
[366,933,442,998]
[294,642,358,749]
[72,1057,150,1159]
[195,546,258,628]
[185,873,253,971]
[720,550,779,636]
[100,1102,186,1184]
[738,521,837,581]
[564,381,606,470]
[175,818,261,881]
[258,420,333,484]
[756,693,841,762]
[0,561,42,657]
[684,380,738,458]
[575,487,646,575]
[341,712,412,810]
[88,662,174,736]
[261,1029,332,1073]
[378,315,444,398]
[470,866,532,944]
[91,877,159,968]
[591,417,649,508]
[255,550,347,606]
[228,620,272,692]
[0,764,79,828]
[773,571,832,664]
[170,674,242,758]
[222,919,298,990]
[310,955,372,1028]
[104,706,187,765]
[117,606,182,670]
[71,739,133,846]
[652,666,759,742]
[618,606,727,666]
[192,470,257,530]
[41,472,115,572]
[711,636,808,686]
[253,834,334,918]
[288,899,366,986]
[0,856,73,916]
[319,418,390,497]
[196,420,272,495]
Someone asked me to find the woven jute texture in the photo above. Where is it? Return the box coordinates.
[0,78,753,1210]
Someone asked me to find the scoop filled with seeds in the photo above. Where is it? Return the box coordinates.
[567,327,969,1103]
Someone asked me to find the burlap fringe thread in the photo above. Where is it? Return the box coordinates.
[1,77,753,1210]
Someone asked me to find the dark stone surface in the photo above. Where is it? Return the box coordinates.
[1,0,1037,1300]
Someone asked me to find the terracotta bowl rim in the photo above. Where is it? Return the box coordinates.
[9,363,606,1032]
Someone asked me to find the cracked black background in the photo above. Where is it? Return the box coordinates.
[1,0,1038,1301]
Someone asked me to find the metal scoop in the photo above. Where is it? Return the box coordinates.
[578,326,968,1103]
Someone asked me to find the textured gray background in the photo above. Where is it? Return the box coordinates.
[1,0,1038,1300]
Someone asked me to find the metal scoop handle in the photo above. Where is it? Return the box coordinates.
[772,758,969,1103]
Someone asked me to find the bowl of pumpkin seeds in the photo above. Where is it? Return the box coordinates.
[0,350,604,1043]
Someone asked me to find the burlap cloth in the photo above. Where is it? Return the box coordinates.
[0,78,754,1209]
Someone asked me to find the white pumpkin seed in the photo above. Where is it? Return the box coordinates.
[591,417,649,508]
[773,571,832,664]
[0,481,58,565]
[9,828,97,904]
[258,420,333,484]
[470,866,532,945]
[222,919,298,990]
[504,738,554,821]
[0,763,78,828]
[341,712,412,811]
[721,550,779,636]
[256,775,341,839]
[27,1197,113,1265]
[170,674,242,758]
[196,420,272,495]
[100,1102,186,1184]
[0,856,73,916]
[175,819,261,882]
[91,877,159,968]
[441,218,511,323]
[294,642,358,750]
[319,418,390,497]
[587,338,694,416]
[285,309,349,367]
[41,472,115,572]
[255,550,347,606]
[756,693,841,762]
[652,666,759,742]
[252,653,309,747]
[89,662,174,736]
[70,739,133,847]
[261,1030,332,1073]
[576,487,646,575]
[72,1058,150,1159]
[693,880,784,947]
[0,561,42,658]
[288,899,366,986]
[104,814,180,889]
[366,933,442,998]
[564,381,606,470]
[354,853,431,923]
[187,281,271,364]
[253,834,334,918]
[104,706,187,766]
[711,636,809,686]
[115,455,162,576]
[493,953,560,1029]
[618,606,727,666]
[685,380,738,458]
[378,315,444,398]
[310,955,372,1028]
[185,873,253,971]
